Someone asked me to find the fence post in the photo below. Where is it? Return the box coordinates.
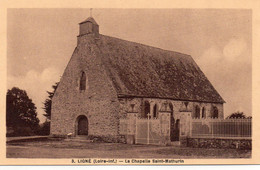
[190,117,192,137]
[147,113,151,144]
[238,118,241,137]
[135,114,137,141]
[211,118,214,138]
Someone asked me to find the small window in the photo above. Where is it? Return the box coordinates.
[202,107,206,118]
[80,72,86,90]
[169,103,174,117]
[195,105,200,118]
[212,106,218,118]
[143,101,150,118]
[153,104,158,118]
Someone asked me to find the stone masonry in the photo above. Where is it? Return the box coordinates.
[50,34,121,138]
[50,16,225,142]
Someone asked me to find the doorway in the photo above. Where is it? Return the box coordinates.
[169,103,180,141]
[76,115,88,135]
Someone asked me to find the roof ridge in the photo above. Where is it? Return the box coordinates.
[79,17,98,25]
[99,34,192,58]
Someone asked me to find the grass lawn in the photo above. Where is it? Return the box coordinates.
[6,139,251,158]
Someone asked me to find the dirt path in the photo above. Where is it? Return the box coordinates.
[6,136,49,142]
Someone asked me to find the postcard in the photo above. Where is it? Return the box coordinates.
[1,0,260,165]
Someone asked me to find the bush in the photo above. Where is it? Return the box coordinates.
[6,126,35,137]
[35,121,50,136]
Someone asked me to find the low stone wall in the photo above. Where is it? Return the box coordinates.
[51,134,126,143]
[87,135,126,143]
[187,137,251,150]
[180,136,188,146]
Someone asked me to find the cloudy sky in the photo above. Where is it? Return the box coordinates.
[7,9,252,122]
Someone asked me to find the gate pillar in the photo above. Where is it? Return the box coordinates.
[126,112,137,144]
[179,111,192,146]
[158,112,171,145]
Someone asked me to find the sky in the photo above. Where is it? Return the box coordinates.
[7,9,252,123]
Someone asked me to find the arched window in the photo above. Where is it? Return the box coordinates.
[202,107,206,118]
[153,104,158,118]
[169,103,175,141]
[169,103,174,117]
[174,119,180,141]
[143,101,150,118]
[130,104,135,112]
[80,72,86,90]
[195,105,200,118]
[212,106,218,118]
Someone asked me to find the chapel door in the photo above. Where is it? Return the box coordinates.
[170,117,180,141]
[77,116,88,135]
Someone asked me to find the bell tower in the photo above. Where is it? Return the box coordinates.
[79,9,99,37]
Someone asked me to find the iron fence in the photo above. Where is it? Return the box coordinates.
[190,118,252,139]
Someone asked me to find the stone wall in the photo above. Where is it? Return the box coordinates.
[119,97,223,120]
[191,102,224,119]
[119,98,224,145]
[51,34,120,138]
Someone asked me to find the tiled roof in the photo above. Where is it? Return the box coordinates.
[82,34,225,103]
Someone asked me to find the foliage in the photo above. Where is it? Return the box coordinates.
[226,111,248,119]
[7,127,35,137]
[43,82,59,120]
[35,121,50,136]
[6,87,40,136]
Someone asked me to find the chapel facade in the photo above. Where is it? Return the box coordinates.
[50,16,225,142]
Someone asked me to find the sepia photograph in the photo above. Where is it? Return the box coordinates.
[2,6,258,165]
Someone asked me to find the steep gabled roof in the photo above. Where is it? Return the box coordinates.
[79,17,98,25]
[89,34,225,103]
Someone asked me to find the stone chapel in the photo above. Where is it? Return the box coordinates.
[50,16,225,142]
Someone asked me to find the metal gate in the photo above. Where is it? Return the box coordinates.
[119,112,170,145]
[135,118,162,145]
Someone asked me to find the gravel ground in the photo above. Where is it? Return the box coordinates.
[6,139,251,158]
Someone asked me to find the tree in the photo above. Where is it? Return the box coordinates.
[43,82,59,120]
[6,87,40,136]
[36,121,50,135]
[226,111,247,119]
